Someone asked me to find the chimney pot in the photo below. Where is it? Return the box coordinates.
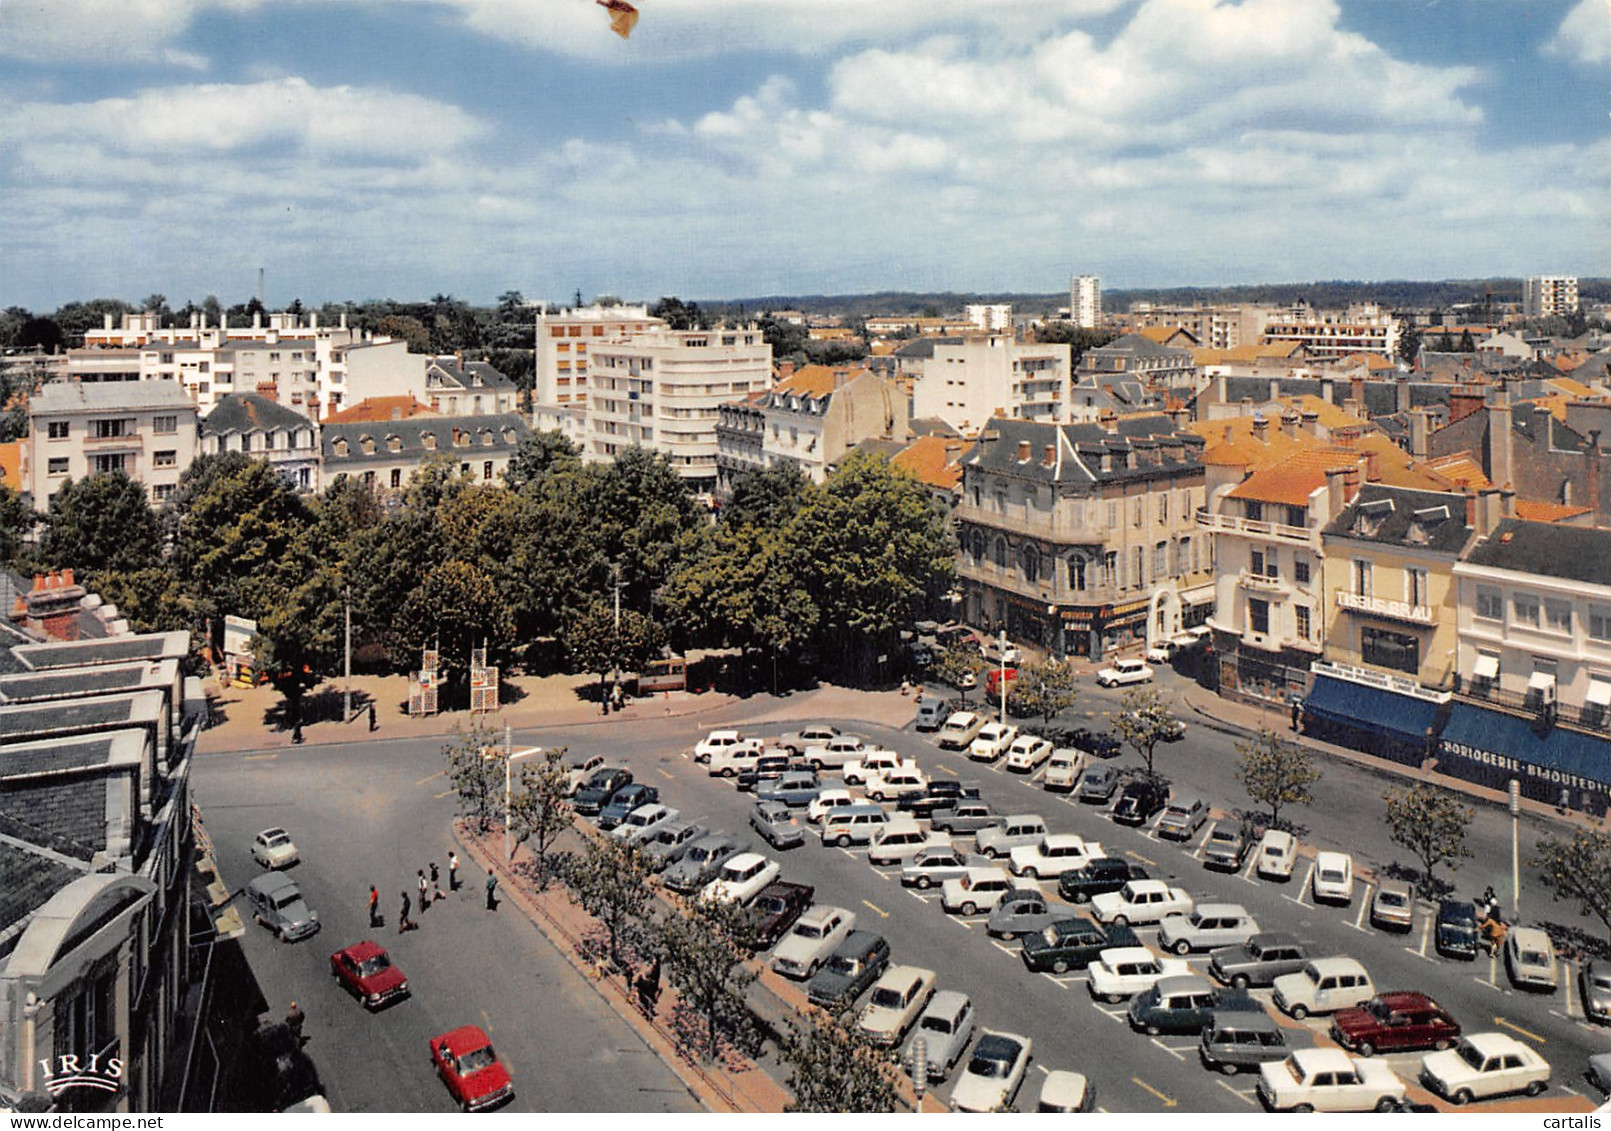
[62,568,74,587]
[1017,440,1032,462]
[1043,444,1056,467]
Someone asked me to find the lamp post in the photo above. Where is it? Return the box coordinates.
[1508,778,1521,920]
[503,724,544,861]
[998,629,1008,727]
[342,585,352,723]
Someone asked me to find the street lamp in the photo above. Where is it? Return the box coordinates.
[1508,778,1521,920]
[998,629,1008,727]
[503,724,545,861]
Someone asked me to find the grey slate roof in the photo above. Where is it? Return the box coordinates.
[31,379,196,414]
[0,838,86,937]
[1324,484,1474,554]
[961,416,1203,485]
[201,392,314,436]
[321,412,529,468]
[1464,519,1611,587]
[427,356,515,391]
[893,337,964,360]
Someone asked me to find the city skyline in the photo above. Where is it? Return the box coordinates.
[3,0,1608,311]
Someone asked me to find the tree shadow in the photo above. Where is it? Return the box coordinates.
[1379,860,1454,900]
[1538,919,1610,962]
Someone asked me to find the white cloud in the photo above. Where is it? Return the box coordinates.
[0,0,263,64]
[1547,0,1611,65]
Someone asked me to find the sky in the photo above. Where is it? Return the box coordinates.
[2,0,1608,312]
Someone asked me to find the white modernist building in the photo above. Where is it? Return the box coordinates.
[911,336,1072,436]
[1070,276,1102,329]
[1522,276,1579,319]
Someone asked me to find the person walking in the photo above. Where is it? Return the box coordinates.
[399,891,413,933]
[367,884,380,928]
[286,1000,306,1044]
[417,869,429,914]
[448,851,460,891]
[485,868,499,911]
[367,702,378,732]
[429,862,444,904]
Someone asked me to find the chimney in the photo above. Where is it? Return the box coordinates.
[1251,414,1269,443]
[340,311,348,329]
[1300,409,1320,436]
[1167,404,1189,431]
[1098,409,1117,432]
[1448,385,1485,425]
[1409,409,1431,459]
[1282,412,1300,440]
[1326,467,1349,516]
[266,328,278,345]
[833,367,850,390]
[1365,451,1380,482]
[1396,373,1411,414]
[1320,375,1335,404]
[310,311,319,330]
[253,311,262,329]
[1017,440,1032,462]
[1489,385,1514,490]
[1342,463,1362,503]
[777,361,795,380]
[1465,492,1477,529]
[1042,444,1056,468]
[1500,487,1516,519]
[1476,486,1503,536]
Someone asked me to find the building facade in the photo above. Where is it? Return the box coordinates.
[24,382,200,508]
[425,355,518,416]
[533,304,663,410]
[321,413,529,494]
[911,337,1072,435]
[1259,303,1401,360]
[197,393,319,493]
[1070,276,1101,329]
[1523,276,1579,319]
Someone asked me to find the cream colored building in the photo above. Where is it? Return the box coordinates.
[911,336,1072,436]
[533,303,663,410]
[24,382,199,508]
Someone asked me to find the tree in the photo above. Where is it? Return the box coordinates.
[1007,659,1078,725]
[252,566,345,723]
[1236,726,1321,829]
[441,723,505,834]
[1382,783,1473,895]
[496,290,526,318]
[1107,686,1181,778]
[504,429,579,491]
[721,462,809,529]
[0,481,37,564]
[507,747,572,883]
[566,600,665,702]
[39,473,161,573]
[781,1011,901,1113]
[1532,829,1611,945]
[16,317,64,353]
[1457,329,1476,353]
[933,646,984,702]
[649,296,709,331]
[1436,331,1456,353]
[85,567,191,634]
[563,835,651,969]
[374,313,430,353]
[394,559,515,695]
[655,895,759,1061]
[1396,323,1421,364]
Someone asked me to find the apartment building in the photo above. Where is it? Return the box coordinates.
[1523,275,1578,319]
[1069,276,1101,329]
[533,303,663,409]
[321,413,529,494]
[1259,303,1401,360]
[1126,303,1266,351]
[955,416,1211,658]
[966,304,1013,332]
[911,336,1072,435]
[585,326,772,494]
[198,393,319,493]
[425,355,517,416]
[23,382,199,508]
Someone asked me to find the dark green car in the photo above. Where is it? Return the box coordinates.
[1019,918,1138,974]
[807,930,891,1010]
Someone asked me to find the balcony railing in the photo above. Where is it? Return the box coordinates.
[84,431,144,448]
[1335,590,1436,626]
[956,505,1089,542]
[1237,568,1290,595]
[1195,508,1312,546]
[1455,677,1610,733]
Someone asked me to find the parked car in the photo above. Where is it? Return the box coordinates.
[980,637,1023,665]
[255,1021,325,1112]
[866,820,948,866]
[1199,1009,1289,1076]
[1434,900,1480,959]
[641,820,708,871]
[694,728,749,762]
[969,721,1019,762]
[863,765,929,802]
[1331,992,1460,1057]
[900,846,981,890]
[737,752,795,793]
[1077,764,1122,803]
[1143,639,1179,665]
[985,889,1061,940]
[702,852,780,905]
[1128,974,1260,1035]
[936,711,987,750]
[905,990,975,1082]
[807,930,891,1011]
[975,814,1048,858]
[842,748,913,787]
[914,696,949,731]
[1008,833,1105,879]
[1257,1047,1406,1113]
[802,735,870,772]
[245,873,321,942]
[611,802,679,843]
[1254,829,1297,880]
[1112,777,1170,826]
[950,1031,1033,1113]
[1155,799,1208,840]
[928,800,999,835]
[598,783,659,830]
[1202,824,1251,871]
[707,740,765,777]
[1370,881,1416,932]
[895,779,979,819]
[251,827,300,869]
[1041,748,1085,792]
[429,1024,514,1112]
[1311,851,1355,904]
[819,804,890,847]
[808,787,858,824]
[757,770,822,807]
[857,965,936,1047]
[1090,879,1193,928]
[329,941,408,1009]
[1095,658,1153,687]
[1067,728,1122,758]
[1589,1051,1611,1096]
[772,905,856,979]
[1580,957,1611,1025]
[1208,932,1309,990]
[1058,857,1149,903]
[941,867,1017,916]
[563,752,606,795]
[1503,926,1560,991]
[1019,918,1140,975]
[1034,1071,1095,1113]
[1273,957,1375,1019]
[749,880,814,949]
[1158,903,1260,956]
[776,724,840,756]
[573,767,632,816]
[1088,946,1191,1002]
[1003,733,1054,773]
[663,834,745,894]
[1420,1033,1550,1103]
[750,800,806,849]
[984,666,1018,699]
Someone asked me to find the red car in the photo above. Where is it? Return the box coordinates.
[329,941,409,1009]
[1330,991,1461,1057]
[430,1025,514,1112]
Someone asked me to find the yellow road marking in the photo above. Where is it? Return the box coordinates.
[434,789,456,799]
[1126,849,1157,867]
[245,754,278,761]
[1493,1016,1545,1043]
[1132,1077,1178,1107]
[657,768,675,780]
[861,900,890,919]
[414,771,444,785]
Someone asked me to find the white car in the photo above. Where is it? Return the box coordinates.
[936,711,986,750]
[1311,851,1355,904]
[801,735,868,771]
[1035,1071,1096,1112]
[1095,658,1153,687]
[866,821,948,866]
[941,867,1018,916]
[1258,1048,1407,1113]
[1091,879,1194,927]
[808,788,859,824]
[1087,946,1192,1002]
[1004,734,1054,773]
[901,846,977,890]
[841,749,913,786]
[1041,748,1085,791]
[969,722,1019,762]
[706,740,765,776]
[980,638,1023,666]
[1008,833,1105,879]
[856,965,936,1047]
[1273,957,1374,1019]
[564,753,606,795]
[771,905,856,978]
[1420,1033,1550,1104]
[863,766,929,801]
[975,814,1049,858]
[700,852,780,905]
[611,802,680,843]
[1255,829,1297,880]
[251,827,300,869]
[1143,639,1178,665]
[950,1030,1032,1113]
[694,729,747,762]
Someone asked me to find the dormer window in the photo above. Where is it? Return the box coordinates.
[332,438,348,457]
[422,432,437,451]
[360,436,376,455]
[387,434,403,453]
[481,430,494,447]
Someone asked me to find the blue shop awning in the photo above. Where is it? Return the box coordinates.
[1438,703,1611,791]
[1303,675,1442,745]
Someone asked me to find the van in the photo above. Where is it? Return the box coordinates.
[867,820,943,866]
[914,696,949,731]
[820,804,890,848]
[1199,1009,1289,1076]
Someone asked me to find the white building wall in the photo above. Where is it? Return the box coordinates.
[912,338,1071,435]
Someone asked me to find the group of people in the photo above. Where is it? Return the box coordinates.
[1477,885,1509,955]
[362,851,502,932]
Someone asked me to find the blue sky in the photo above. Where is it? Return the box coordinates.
[2,0,1607,311]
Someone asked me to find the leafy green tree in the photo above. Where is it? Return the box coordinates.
[504,429,580,491]
[1396,323,1421,363]
[1007,659,1078,725]
[50,299,132,345]
[39,473,161,573]
[649,296,710,330]
[933,645,984,702]
[252,566,345,722]
[655,895,759,1061]
[374,313,430,352]
[16,317,64,353]
[1107,686,1181,778]
[781,1011,901,1113]
[564,836,651,969]
[508,748,572,882]
[496,290,526,318]
[1382,783,1473,896]
[0,481,37,564]
[84,567,191,634]
[721,462,809,529]
[660,520,816,665]
[1236,726,1321,829]
[566,600,665,702]
[394,559,515,695]
[758,315,808,362]
[442,723,505,833]
[1457,329,1476,352]
[1532,829,1611,945]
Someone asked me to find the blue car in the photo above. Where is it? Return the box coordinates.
[598,783,659,829]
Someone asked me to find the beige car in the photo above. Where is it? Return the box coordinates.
[857,965,937,1046]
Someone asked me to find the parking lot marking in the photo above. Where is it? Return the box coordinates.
[1285,862,1314,906]
[1493,1015,1544,1043]
[1560,1083,1583,1097]
[1192,825,1214,858]
[861,899,890,919]
[245,753,278,761]
[1217,1080,1257,1107]
[434,788,456,799]
[1131,1077,1179,1107]
[1351,889,1372,932]
[990,940,1017,958]
[413,770,443,785]
[657,768,675,780]
[1126,848,1157,868]
[1560,964,1576,1018]
[1241,852,1260,883]
[1149,1039,1190,1061]
[936,763,959,777]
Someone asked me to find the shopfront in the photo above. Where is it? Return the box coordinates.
[1437,702,1611,817]
[1299,664,1446,766]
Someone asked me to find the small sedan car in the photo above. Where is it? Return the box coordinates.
[1077,765,1122,803]
[1330,992,1460,1057]
[1020,919,1139,975]
[950,1031,1032,1113]
[252,827,300,870]
[750,800,805,850]
[969,722,1019,763]
[1311,851,1355,904]
[985,889,1061,940]
[1503,926,1560,991]
[245,873,320,942]
[1419,1033,1550,1103]
[750,881,815,949]
[597,783,659,830]
[1090,879,1193,928]
[1370,881,1415,932]
[941,867,1017,916]
[1588,1051,1611,1095]
[330,941,409,1009]
[1258,1048,1406,1113]
[1004,734,1054,773]
[430,1025,514,1112]
[1095,658,1153,687]
[857,965,936,1047]
[900,846,978,890]
[611,801,680,843]
[1434,899,1480,959]
[1111,778,1169,826]
[1202,824,1250,871]
[1088,946,1191,1002]
[1158,904,1260,956]
[702,852,780,905]
[1209,932,1309,990]
[1035,1071,1096,1112]
[1155,799,1208,840]
[772,905,857,979]
[905,991,975,1082]
[1580,957,1611,1025]
[807,930,891,1011]
[1058,857,1149,904]
[1128,975,1260,1036]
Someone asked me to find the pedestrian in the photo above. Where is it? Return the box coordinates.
[367,702,377,732]
[286,999,306,1044]
[399,891,413,933]
[611,683,624,712]
[485,868,498,911]
[367,884,380,928]
[430,862,444,903]
[417,869,429,913]
[448,850,460,891]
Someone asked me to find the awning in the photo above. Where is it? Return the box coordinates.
[1588,680,1611,707]
[1473,654,1500,680]
[1439,703,1611,791]
[1302,675,1442,746]
[1528,671,1557,692]
[1180,585,1216,605]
